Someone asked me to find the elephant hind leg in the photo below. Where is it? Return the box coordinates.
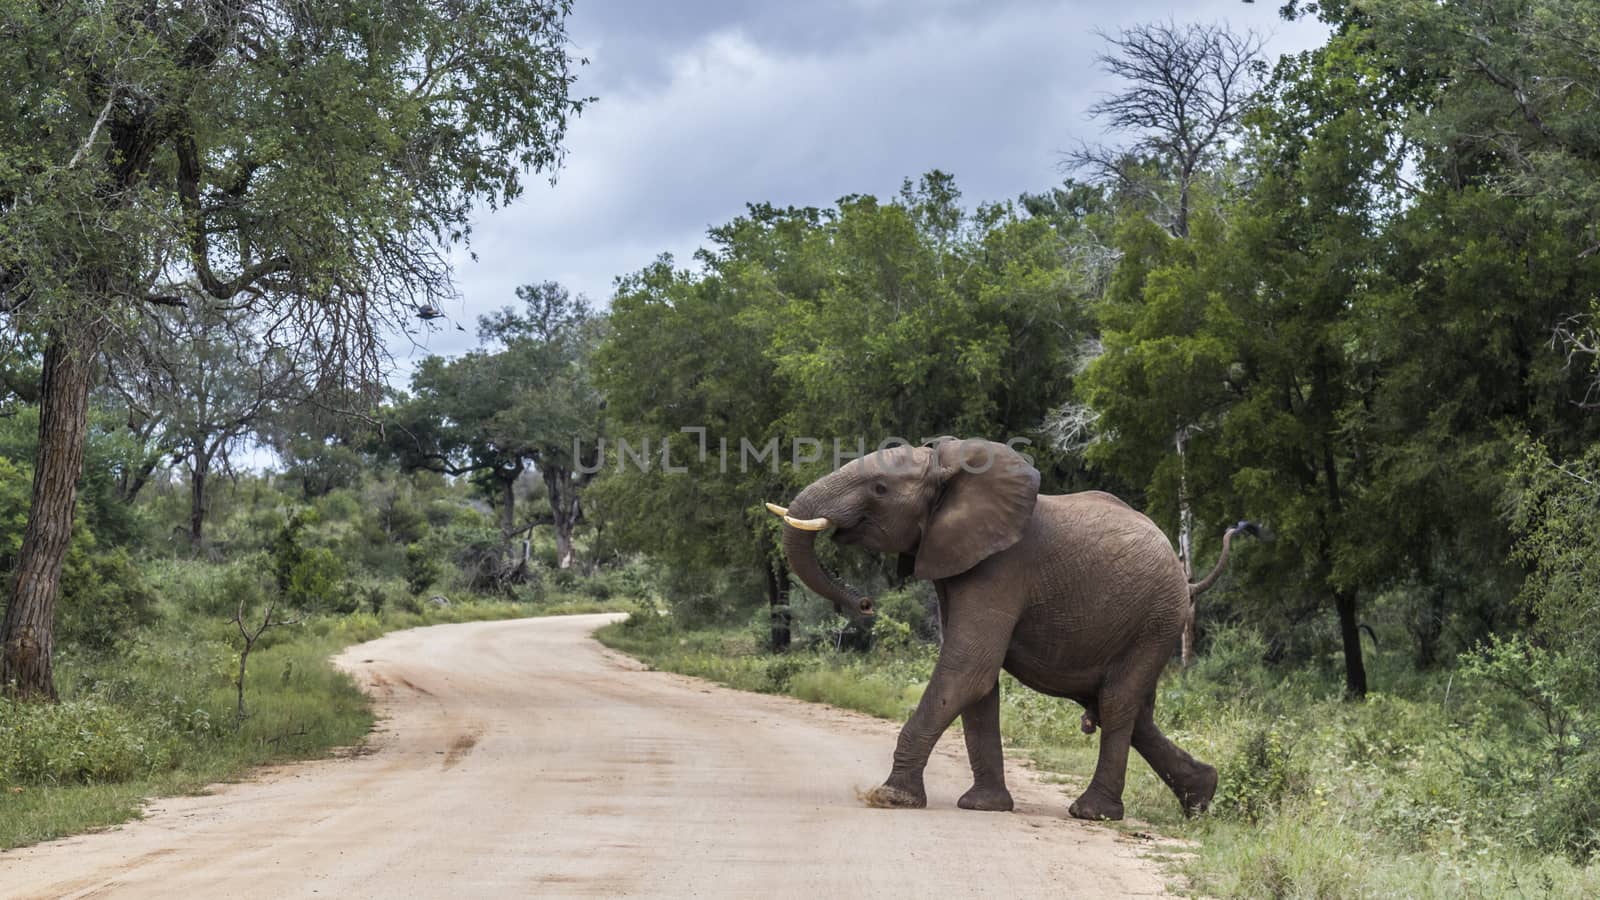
[1131,701,1217,817]
[1067,714,1133,821]
[956,679,1013,812]
[1069,646,1173,821]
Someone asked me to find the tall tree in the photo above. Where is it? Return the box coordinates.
[1067,20,1266,661]
[477,282,603,570]
[1081,22,1416,697]
[593,206,828,649]
[0,0,586,698]
[1068,21,1265,239]
[595,177,1091,649]
[1338,0,1600,664]
[389,282,602,571]
[104,304,301,542]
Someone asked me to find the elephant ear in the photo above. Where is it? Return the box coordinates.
[914,439,1040,581]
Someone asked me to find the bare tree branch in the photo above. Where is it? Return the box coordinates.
[1065,21,1265,237]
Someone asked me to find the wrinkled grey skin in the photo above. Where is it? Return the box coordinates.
[777,439,1217,821]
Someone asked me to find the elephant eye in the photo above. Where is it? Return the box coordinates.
[872,481,889,496]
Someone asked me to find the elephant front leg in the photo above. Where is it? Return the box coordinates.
[864,630,1009,810]
[956,679,1013,812]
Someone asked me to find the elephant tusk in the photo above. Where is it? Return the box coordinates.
[764,502,789,517]
[783,514,830,531]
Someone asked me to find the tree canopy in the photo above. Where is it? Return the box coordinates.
[0,0,587,697]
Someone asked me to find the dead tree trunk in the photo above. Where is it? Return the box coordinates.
[2,330,101,699]
[1176,426,1197,667]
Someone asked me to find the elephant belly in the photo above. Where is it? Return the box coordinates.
[1001,633,1107,705]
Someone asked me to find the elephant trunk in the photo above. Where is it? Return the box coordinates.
[780,481,874,623]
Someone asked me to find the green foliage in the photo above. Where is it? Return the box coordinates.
[0,455,29,570]
[270,511,345,611]
[593,175,1095,635]
[1459,634,1595,774]
[1214,722,1305,824]
[404,543,442,595]
[0,0,587,339]
[1510,440,1600,659]
[1533,751,1600,864]
[57,544,155,653]
[0,699,175,786]
[864,585,937,652]
[384,281,602,571]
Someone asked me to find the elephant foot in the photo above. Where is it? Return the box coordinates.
[1178,764,1219,818]
[957,784,1014,812]
[859,783,927,809]
[1068,789,1124,822]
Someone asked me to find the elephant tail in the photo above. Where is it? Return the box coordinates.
[1188,520,1263,598]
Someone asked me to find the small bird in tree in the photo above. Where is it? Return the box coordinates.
[415,304,445,321]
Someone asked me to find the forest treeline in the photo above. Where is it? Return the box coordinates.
[595,0,1600,703]
[3,0,1600,888]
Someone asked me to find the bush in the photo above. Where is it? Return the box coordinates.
[872,585,938,648]
[0,698,175,786]
[403,543,441,595]
[1459,634,1594,773]
[57,543,156,653]
[1214,719,1306,823]
[1533,749,1600,863]
[764,654,812,692]
[270,510,346,610]
[656,565,761,628]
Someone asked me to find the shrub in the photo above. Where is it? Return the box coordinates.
[1533,749,1600,863]
[872,585,938,646]
[764,654,811,692]
[0,698,175,786]
[1215,719,1306,823]
[271,511,345,610]
[404,543,441,595]
[1459,635,1595,773]
[57,543,156,653]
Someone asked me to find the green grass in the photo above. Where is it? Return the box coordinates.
[596,615,1600,898]
[0,595,634,850]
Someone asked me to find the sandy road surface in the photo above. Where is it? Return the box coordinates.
[0,614,1172,898]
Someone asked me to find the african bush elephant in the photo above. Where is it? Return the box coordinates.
[767,438,1239,821]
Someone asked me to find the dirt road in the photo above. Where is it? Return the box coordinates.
[0,614,1171,898]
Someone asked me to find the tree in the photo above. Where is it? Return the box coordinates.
[104,303,301,542]
[477,282,604,569]
[1067,21,1266,661]
[593,207,821,648]
[260,394,376,501]
[1340,0,1600,665]
[1081,24,1416,697]
[0,1,587,698]
[1067,21,1265,239]
[1365,0,1600,254]
[389,282,601,571]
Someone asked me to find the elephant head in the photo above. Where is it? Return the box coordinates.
[767,439,1040,625]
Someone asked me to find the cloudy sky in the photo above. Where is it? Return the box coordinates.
[398,0,1328,369]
